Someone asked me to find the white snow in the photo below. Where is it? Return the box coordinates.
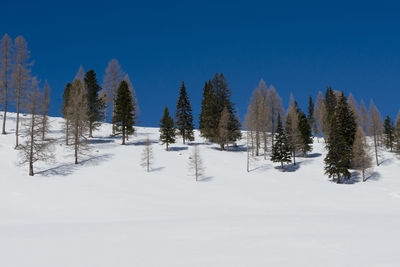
[1,113,400,266]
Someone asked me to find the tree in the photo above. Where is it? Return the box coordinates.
[394,111,400,153]
[359,100,369,133]
[266,85,284,145]
[189,145,204,181]
[74,65,85,82]
[298,110,313,156]
[218,106,231,150]
[41,80,50,141]
[271,114,291,170]
[383,115,394,152]
[175,81,194,144]
[85,70,105,138]
[159,106,175,151]
[66,79,89,164]
[103,59,124,134]
[307,95,317,136]
[368,100,383,166]
[18,77,53,176]
[113,81,136,145]
[141,137,153,172]
[314,91,327,140]
[62,82,72,145]
[12,36,32,148]
[352,126,373,182]
[199,81,218,142]
[1,34,12,135]
[285,105,301,165]
[324,92,355,183]
[348,93,360,126]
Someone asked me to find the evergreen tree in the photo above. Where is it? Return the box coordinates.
[175,81,194,144]
[113,80,135,145]
[325,87,337,123]
[159,106,175,151]
[85,70,105,138]
[394,111,400,153]
[298,110,313,156]
[271,114,291,170]
[383,115,394,152]
[307,95,315,131]
[199,81,218,142]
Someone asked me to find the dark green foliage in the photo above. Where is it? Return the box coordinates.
[112,81,135,145]
[324,92,356,183]
[298,111,313,156]
[271,114,291,170]
[85,70,105,137]
[325,87,337,122]
[199,81,219,142]
[159,106,176,151]
[383,115,394,151]
[307,95,314,123]
[175,81,194,144]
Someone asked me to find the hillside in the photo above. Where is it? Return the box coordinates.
[1,113,400,267]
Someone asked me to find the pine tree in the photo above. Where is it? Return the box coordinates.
[383,115,394,152]
[62,82,72,145]
[199,81,218,142]
[298,110,313,156]
[271,114,291,170]
[18,77,54,176]
[307,95,315,132]
[1,34,12,135]
[141,137,153,172]
[352,126,373,182]
[159,106,175,151]
[394,111,400,153]
[175,81,194,144]
[85,70,105,138]
[113,81,135,145]
[12,36,32,148]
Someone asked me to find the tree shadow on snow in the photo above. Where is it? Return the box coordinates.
[36,154,113,177]
[168,147,188,151]
[88,139,115,144]
[273,162,300,172]
[209,145,247,153]
[306,153,322,158]
[198,176,213,182]
[129,139,159,146]
[151,166,166,172]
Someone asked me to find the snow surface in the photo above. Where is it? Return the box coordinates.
[1,113,400,267]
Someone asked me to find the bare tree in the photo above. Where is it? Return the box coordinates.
[218,106,230,150]
[140,137,153,172]
[124,74,139,141]
[41,80,50,140]
[266,85,283,146]
[74,65,85,82]
[1,34,12,135]
[352,126,373,182]
[18,77,54,176]
[103,59,124,134]
[314,91,328,140]
[347,93,360,126]
[285,105,302,165]
[368,100,383,166]
[66,79,89,164]
[189,145,204,181]
[12,36,32,148]
[359,100,369,133]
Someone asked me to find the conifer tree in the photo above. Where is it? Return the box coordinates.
[352,126,373,182]
[159,106,175,151]
[383,115,394,152]
[394,111,400,153]
[18,77,54,176]
[85,70,105,138]
[113,81,135,145]
[1,34,12,135]
[175,81,194,144]
[62,82,72,145]
[12,36,32,148]
[271,114,291,170]
[199,81,218,142]
[307,95,315,131]
[298,110,313,156]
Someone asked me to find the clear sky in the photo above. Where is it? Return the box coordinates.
[2,0,399,126]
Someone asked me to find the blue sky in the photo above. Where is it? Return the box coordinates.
[2,0,400,126]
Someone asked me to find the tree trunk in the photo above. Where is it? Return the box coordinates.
[15,86,22,148]
[74,120,78,164]
[122,123,126,145]
[166,142,169,151]
[89,122,93,138]
[337,174,341,184]
[66,119,69,145]
[293,151,296,165]
[1,84,7,134]
[29,113,35,176]
[374,135,379,166]
[362,169,365,182]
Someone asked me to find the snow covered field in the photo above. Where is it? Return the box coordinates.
[1,113,400,267]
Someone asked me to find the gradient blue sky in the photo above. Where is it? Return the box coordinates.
[2,0,399,126]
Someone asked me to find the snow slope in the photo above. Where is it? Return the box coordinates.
[1,113,400,267]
